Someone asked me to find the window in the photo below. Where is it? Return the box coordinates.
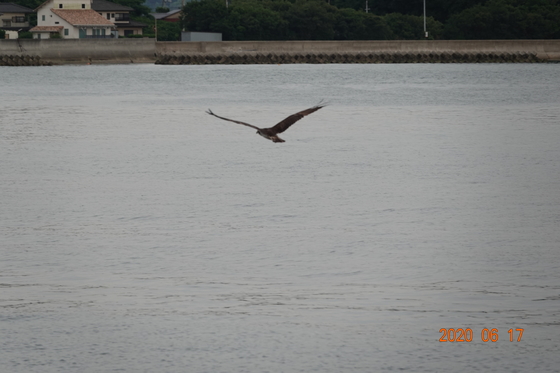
[12,16,26,23]
[106,13,110,20]
[58,4,63,8]
[42,15,45,21]
[64,29,68,36]
[124,30,133,36]
[115,13,129,22]
[55,21,59,24]
[82,4,86,8]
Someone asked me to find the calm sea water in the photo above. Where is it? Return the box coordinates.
[1,63,560,372]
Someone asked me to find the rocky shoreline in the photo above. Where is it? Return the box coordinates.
[0,50,549,66]
[0,54,53,66]
[155,51,546,65]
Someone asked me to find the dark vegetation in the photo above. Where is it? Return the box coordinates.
[7,0,560,41]
[181,0,560,40]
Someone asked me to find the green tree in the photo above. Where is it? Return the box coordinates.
[183,0,289,40]
[182,0,229,35]
[333,8,370,39]
[385,12,443,39]
[9,0,43,10]
[329,0,366,12]
[283,0,337,40]
[427,0,487,22]
[155,19,182,40]
[218,0,288,40]
[444,0,560,39]
[179,0,560,40]
[18,31,33,38]
[363,13,393,39]
[110,0,153,17]
[334,8,392,40]
[371,0,425,17]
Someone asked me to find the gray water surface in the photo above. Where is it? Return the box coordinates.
[1,63,560,372]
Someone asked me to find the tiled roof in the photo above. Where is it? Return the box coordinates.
[0,2,35,13]
[91,0,133,12]
[51,9,115,26]
[30,26,64,32]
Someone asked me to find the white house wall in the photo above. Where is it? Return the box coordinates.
[35,0,114,39]
[101,12,116,23]
[5,30,19,39]
[36,8,50,26]
[67,23,79,38]
[36,8,77,38]
[32,32,49,39]
[53,0,92,10]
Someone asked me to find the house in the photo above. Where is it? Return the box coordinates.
[30,0,115,39]
[91,0,145,37]
[150,9,181,23]
[0,2,34,38]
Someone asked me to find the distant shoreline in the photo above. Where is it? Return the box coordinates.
[1,39,559,65]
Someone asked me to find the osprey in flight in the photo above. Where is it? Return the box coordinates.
[206,103,326,143]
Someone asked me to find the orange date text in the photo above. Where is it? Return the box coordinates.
[439,328,524,342]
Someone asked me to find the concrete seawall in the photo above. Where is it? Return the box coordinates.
[0,39,156,64]
[1,39,559,65]
[157,40,560,61]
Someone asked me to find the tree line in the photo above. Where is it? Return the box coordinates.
[6,0,560,41]
[181,0,560,40]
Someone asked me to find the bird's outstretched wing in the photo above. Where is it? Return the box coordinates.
[206,109,260,130]
[269,103,326,135]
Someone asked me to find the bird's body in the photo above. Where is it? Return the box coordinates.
[256,127,286,143]
[206,103,325,143]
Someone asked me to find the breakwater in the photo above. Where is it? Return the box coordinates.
[155,51,544,65]
[1,39,559,65]
[0,54,52,66]
[156,39,560,62]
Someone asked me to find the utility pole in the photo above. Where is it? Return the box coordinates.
[365,0,370,13]
[423,0,428,38]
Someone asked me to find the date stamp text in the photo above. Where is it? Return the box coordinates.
[439,328,524,342]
